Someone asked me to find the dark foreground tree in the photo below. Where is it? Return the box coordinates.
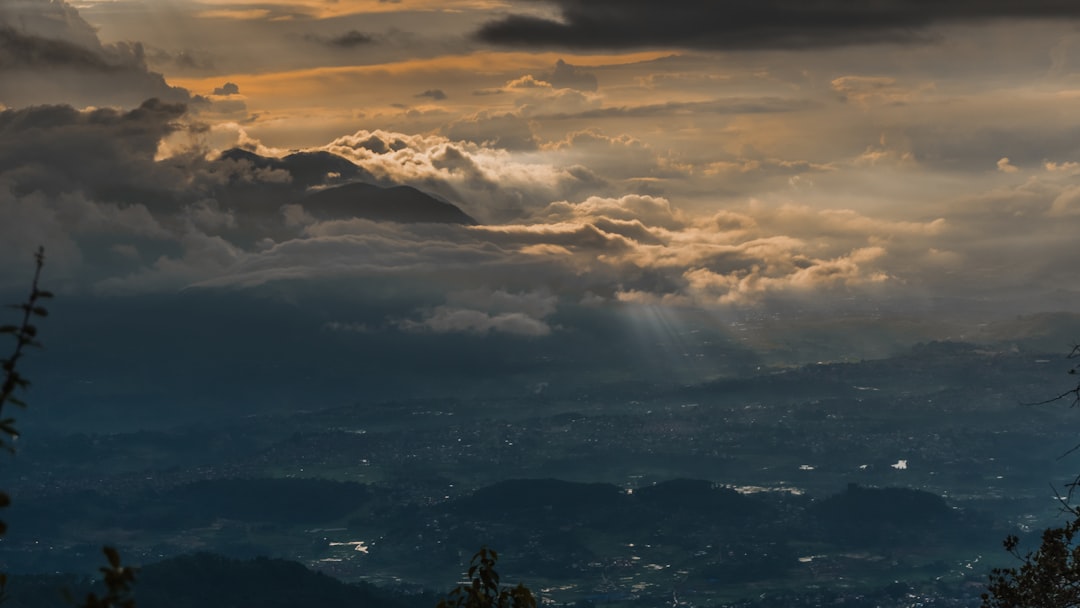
[436,548,536,608]
[982,510,1080,608]
[983,346,1080,608]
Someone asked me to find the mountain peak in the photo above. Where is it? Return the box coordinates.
[302,182,476,225]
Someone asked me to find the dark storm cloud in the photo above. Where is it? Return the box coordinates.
[148,48,216,72]
[0,25,115,70]
[476,0,1080,50]
[0,99,185,157]
[0,99,187,198]
[0,99,192,285]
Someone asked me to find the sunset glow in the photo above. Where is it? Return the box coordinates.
[3,1,1080,377]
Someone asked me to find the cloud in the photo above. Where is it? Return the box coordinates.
[184,0,491,20]
[537,194,686,230]
[146,47,216,72]
[506,74,553,89]
[238,185,951,315]
[2,94,1076,322]
[539,129,678,185]
[532,97,815,121]
[0,25,115,70]
[0,98,199,287]
[0,0,190,107]
[415,88,447,101]
[399,308,553,336]
[830,76,933,107]
[0,99,188,196]
[196,8,274,20]
[443,111,538,151]
[213,82,240,96]
[322,129,611,221]
[98,230,244,294]
[315,30,375,48]
[475,0,1080,50]
[541,59,598,91]
[679,246,890,306]
[398,289,558,336]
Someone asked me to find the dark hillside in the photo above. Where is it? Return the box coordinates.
[302,182,477,225]
[4,553,430,608]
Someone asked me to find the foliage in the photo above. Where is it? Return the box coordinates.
[0,249,138,607]
[436,548,536,608]
[983,346,1080,608]
[0,246,52,448]
[982,509,1080,608]
[0,247,51,603]
[66,548,138,608]
[1026,345,1080,409]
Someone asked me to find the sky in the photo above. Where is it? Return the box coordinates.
[3,1,1080,426]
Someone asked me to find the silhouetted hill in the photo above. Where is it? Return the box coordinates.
[634,478,759,518]
[217,148,368,189]
[5,553,430,608]
[453,478,623,517]
[811,483,962,546]
[302,182,476,225]
[974,311,1080,351]
[281,151,366,187]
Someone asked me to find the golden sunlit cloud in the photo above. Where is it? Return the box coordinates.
[170,51,675,93]
[196,8,271,19]
[191,0,513,19]
[830,75,935,108]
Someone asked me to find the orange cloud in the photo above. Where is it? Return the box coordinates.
[170,51,673,98]
[195,8,272,20]
[190,0,512,19]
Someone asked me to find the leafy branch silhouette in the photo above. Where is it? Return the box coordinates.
[65,547,138,608]
[436,547,536,608]
[0,248,138,607]
[1023,344,1080,409]
[0,246,52,445]
[0,247,51,602]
